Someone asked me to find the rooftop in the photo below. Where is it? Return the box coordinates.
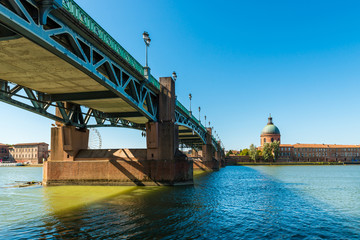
[280,143,360,148]
[13,142,48,146]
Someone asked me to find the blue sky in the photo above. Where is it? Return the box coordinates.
[1,0,360,150]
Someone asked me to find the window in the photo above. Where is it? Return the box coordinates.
[264,138,266,143]
[271,138,274,142]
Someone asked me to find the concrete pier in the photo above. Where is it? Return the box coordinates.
[43,77,193,186]
[200,128,220,171]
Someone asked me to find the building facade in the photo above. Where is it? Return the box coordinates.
[0,143,10,162]
[278,144,360,162]
[260,115,281,146]
[9,142,49,164]
[259,115,360,163]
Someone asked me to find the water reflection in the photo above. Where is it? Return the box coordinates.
[1,166,360,239]
[42,186,138,214]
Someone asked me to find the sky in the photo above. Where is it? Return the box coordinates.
[1,0,360,150]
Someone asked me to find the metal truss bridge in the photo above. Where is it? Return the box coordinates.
[0,0,222,151]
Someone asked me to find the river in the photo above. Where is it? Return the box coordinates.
[0,165,359,239]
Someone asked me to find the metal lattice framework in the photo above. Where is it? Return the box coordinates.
[0,0,223,152]
[0,80,145,129]
[0,0,158,121]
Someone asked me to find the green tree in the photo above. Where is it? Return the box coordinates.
[249,144,258,162]
[240,148,249,156]
[262,143,273,162]
[271,140,280,161]
[226,150,233,157]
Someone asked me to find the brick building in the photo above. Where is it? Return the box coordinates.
[259,116,360,163]
[0,143,10,162]
[9,142,49,164]
[278,144,360,162]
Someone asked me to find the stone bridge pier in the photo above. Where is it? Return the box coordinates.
[43,77,193,186]
[201,128,220,170]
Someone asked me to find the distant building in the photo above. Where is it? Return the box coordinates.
[0,143,10,162]
[9,142,49,164]
[225,150,241,156]
[259,115,360,163]
[260,114,280,146]
[278,144,360,162]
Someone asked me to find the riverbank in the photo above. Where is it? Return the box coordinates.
[232,162,359,166]
[0,163,43,167]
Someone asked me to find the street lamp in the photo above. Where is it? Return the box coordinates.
[172,71,177,81]
[205,115,207,127]
[198,107,201,122]
[189,93,192,115]
[142,31,151,67]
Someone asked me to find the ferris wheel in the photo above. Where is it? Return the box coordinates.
[88,128,102,149]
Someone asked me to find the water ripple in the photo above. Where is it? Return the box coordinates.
[1,166,360,239]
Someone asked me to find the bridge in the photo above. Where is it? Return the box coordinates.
[0,0,225,185]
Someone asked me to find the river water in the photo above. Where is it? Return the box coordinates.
[0,165,359,239]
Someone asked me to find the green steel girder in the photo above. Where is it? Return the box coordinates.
[0,79,145,130]
[0,0,224,152]
[0,0,158,121]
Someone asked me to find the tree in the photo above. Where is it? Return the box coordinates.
[240,148,249,156]
[249,144,258,162]
[271,140,280,161]
[262,143,273,162]
[226,150,233,157]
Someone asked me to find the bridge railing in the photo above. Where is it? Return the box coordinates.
[149,75,160,90]
[62,0,160,90]
[176,100,190,116]
[62,0,215,146]
[176,100,207,132]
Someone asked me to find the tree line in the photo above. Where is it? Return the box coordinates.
[227,141,280,162]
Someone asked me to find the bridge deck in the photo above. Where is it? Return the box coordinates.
[0,37,148,124]
[0,0,222,151]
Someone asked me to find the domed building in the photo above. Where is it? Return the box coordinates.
[260,114,280,146]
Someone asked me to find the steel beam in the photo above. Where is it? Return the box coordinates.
[44,91,118,101]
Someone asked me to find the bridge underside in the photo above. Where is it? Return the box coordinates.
[178,127,204,149]
[0,0,224,186]
[0,35,148,124]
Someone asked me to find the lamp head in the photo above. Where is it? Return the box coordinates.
[143,31,151,46]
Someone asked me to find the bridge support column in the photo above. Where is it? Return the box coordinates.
[201,128,220,170]
[145,77,193,185]
[191,149,199,158]
[215,141,225,168]
[49,126,89,161]
[43,78,192,186]
[43,125,90,185]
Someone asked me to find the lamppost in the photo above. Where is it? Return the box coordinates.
[198,107,201,122]
[205,115,207,127]
[142,31,151,77]
[189,93,192,115]
[172,71,177,81]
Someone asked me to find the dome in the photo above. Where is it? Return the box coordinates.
[261,124,280,135]
[261,115,280,135]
